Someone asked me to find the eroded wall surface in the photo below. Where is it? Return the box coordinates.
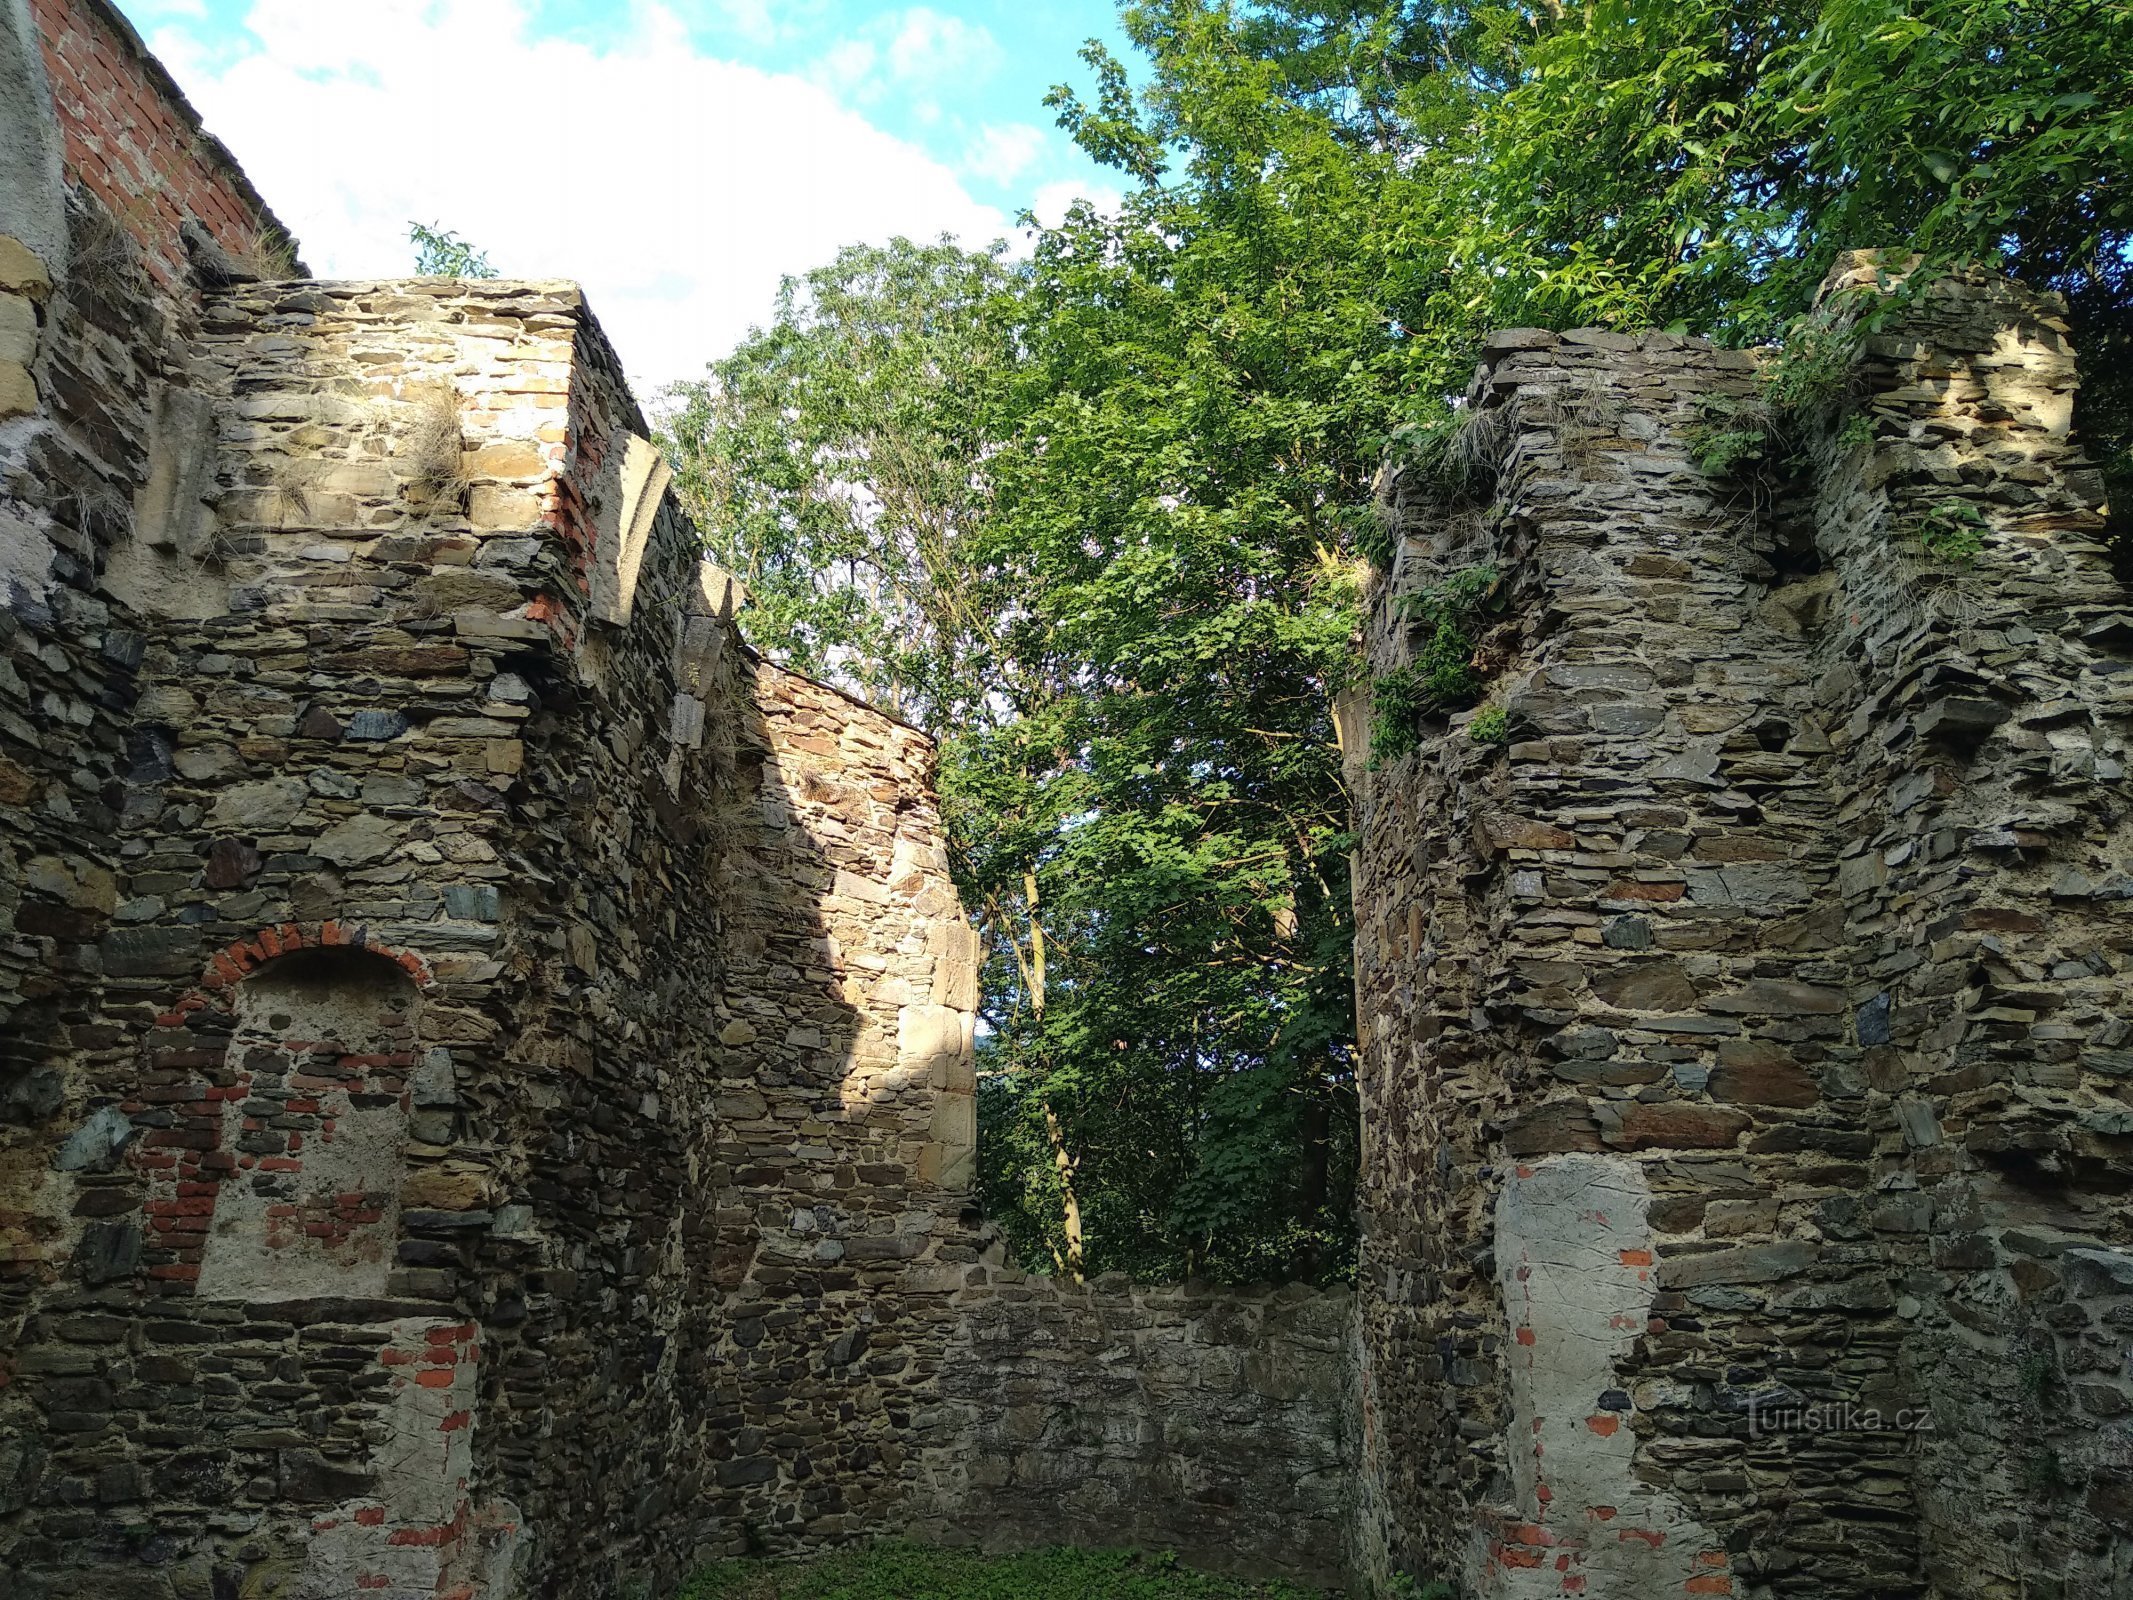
[1350,263,2131,1598]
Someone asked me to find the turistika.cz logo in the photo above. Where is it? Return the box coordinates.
[1745,1395,1936,1440]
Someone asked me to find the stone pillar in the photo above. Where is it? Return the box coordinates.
[1349,262,2128,1599]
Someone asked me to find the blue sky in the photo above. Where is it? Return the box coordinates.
[117,0,1132,385]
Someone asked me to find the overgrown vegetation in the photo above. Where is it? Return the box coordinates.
[678,1544,1315,1600]
[1918,499,1988,563]
[660,0,2133,1286]
[408,220,498,279]
[1371,567,1503,764]
[247,221,301,280]
[1685,397,1780,482]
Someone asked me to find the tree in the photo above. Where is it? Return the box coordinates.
[662,215,1367,1282]
[663,240,1017,728]
[661,0,2133,1286]
[1105,0,2132,508]
[408,220,498,279]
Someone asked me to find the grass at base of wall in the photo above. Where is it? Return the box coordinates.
[678,1543,1319,1600]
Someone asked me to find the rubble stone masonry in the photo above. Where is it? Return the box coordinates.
[7,3,2133,1597]
[1349,260,2132,1598]
[0,3,1355,1594]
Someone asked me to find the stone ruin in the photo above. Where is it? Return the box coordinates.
[1348,263,2132,1597]
[0,3,2126,1598]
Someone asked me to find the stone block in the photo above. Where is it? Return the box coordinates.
[1658,1240,1820,1288]
[100,927,198,977]
[0,235,52,295]
[0,359,36,419]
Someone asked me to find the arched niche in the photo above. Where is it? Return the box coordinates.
[196,947,420,1301]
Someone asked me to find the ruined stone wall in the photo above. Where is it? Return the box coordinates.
[915,1273,1355,1585]
[1349,262,2131,1599]
[0,186,992,1592]
[0,17,1371,1592]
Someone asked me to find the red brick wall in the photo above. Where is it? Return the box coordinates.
[29,0,285,292]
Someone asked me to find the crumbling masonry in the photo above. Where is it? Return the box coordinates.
[1349,262,2132,1598]
[0,3,2128,1598]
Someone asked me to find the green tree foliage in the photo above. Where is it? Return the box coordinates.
[663,0,2133,1286]
[663,241,1017,727]
[408,220,498,279]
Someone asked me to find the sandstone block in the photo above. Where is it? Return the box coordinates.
[0,360,36,419]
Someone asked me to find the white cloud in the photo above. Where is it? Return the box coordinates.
[144,0,1008,388]
[881,8,1000,87]
[962,122,1046,186]
[809,5,1000,111]
[705,0,778,47]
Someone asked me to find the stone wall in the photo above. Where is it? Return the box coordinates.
[24,8,2133,1598]
[916,1273,1355,1585]
[0,13,1359,1594]
[1348,260,2131,1599]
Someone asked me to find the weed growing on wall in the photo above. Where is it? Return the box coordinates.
[1372,566,1502,763]
[408,220,498,279]
[1684,395,1779,480]
[1917,500,1987,564]
[1467,704,1509,745]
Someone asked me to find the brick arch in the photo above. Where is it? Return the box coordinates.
[152,922,434,1028]
[125,923,432,1300]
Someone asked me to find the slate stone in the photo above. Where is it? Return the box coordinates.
[1590,960,1699,1012]
[203,838,262,889]
[297,704,343,741]
[54,1107,135,1173]
[75,1221,140,1287]
[344,709,409,741]
[1659,1240,1821,1288]
[99,927,197,977]
[1856,991,1892,1046]
[1706,978,1847,1015]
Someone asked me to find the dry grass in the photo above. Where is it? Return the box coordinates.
[401,382,469,511]
[66,198,141,305]
[245,221,302,281]
[1540,376,1621,471]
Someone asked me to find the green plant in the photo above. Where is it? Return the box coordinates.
[1757,296,1872,418]
[1689,423,1772,479]
[1684,387,1788,481]
[1917,499,1988,563]
[1836,411,1876,451]
[1468,703,1509,745]
[1369,662,1432,765]
[1372,566,1503,763]
[1392,406,1509,507]
[1352,498,1398,572]
[1387,1577,1458,1600]
[408,220,498,279]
